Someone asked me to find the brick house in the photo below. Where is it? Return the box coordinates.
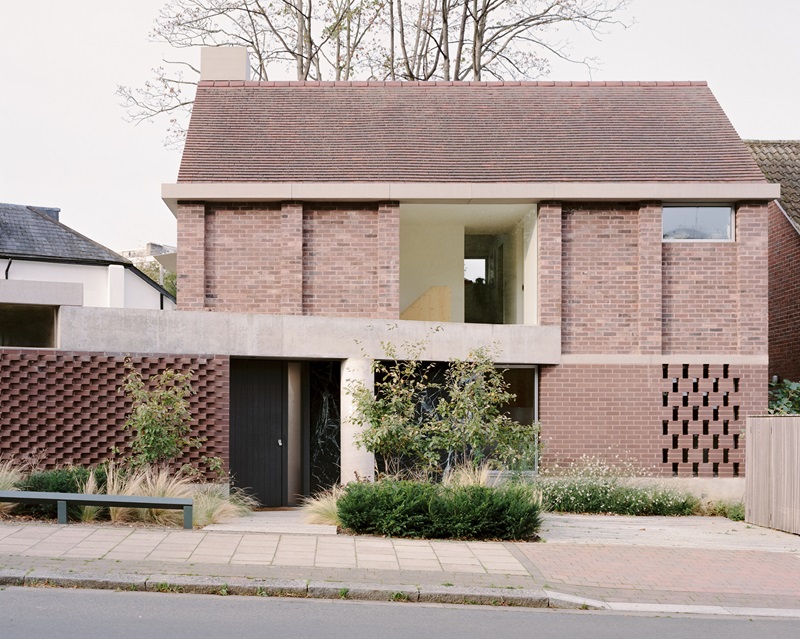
[0,48,777,505]
[746,141,800,382]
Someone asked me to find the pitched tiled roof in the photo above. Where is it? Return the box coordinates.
[746,141,800,228]
[179,80,766,184]
[0,202,130,264]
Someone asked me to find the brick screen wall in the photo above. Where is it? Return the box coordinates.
[0,350,229,475]
[177,201,400,318]
[768,201,800,381]
[540,362,765,477]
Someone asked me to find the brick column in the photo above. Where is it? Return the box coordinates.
[280,202,303,315]
[737,202,769,356]
[377,201,400,319]
[176,201,206,310]
[537,202,562,326]
[638,203,662,354]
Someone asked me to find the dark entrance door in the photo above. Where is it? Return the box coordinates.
[230,359,286,506]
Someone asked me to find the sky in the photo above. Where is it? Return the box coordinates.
[1,0,799,252]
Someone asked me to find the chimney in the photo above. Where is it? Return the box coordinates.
[29,206,61,222]
[200,47,250,81]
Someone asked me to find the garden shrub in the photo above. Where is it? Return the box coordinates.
[337,480,438,537]
[15,466,108,518]
[430,483,541,540]
[337,480,541,540]
[536,477,698,516]
[768,378,800,415]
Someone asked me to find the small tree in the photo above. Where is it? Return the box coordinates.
[348,339,441,475]
[432,346,538,471]
[120,359,201,466]
[349,341,539,477]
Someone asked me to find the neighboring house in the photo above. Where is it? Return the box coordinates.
[0,48,778,505]
[745,141,800,382]
[0,202,176,347]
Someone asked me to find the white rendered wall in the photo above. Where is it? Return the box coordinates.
[123,270,175,310]
[400,222,464,322]
[4,259,172,310]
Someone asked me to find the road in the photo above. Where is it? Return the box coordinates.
[1,587,796,639]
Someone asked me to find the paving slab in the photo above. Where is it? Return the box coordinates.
[0,514,799,617]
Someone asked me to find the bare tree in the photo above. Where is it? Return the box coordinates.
[119,0,628,145]
[117,0,386,146]
[383,0,628,81]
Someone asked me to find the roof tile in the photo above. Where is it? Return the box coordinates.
[747,140,800,227]
[179,81,764,184]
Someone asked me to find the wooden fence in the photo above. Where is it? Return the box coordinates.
[745,416,800,534]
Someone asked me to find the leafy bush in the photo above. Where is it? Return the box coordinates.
[337,480,541,540]
[15,466,107,518]
[430,483,541,540]
[536,477,698,516]
[121,359,200,467]
[534,455,698,516]
[768,378,800,414]
[338,480,439,537]
[348,341,540,477]
[701,499,745,521]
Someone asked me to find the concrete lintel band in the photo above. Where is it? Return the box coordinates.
[162,181,779,215]
[559,354,769,366]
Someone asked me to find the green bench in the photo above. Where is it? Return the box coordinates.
[0,491,194,529]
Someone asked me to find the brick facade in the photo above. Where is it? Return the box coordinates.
[0,351,229,475]
[560,204,641,354]
[539,362,763,477]
[768,201,800,381]
[539,201,769,476]
[168,196,771,478]
[177,201,400,318]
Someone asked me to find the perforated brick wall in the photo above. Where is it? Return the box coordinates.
[540,362,766,476]
[0,350,229,475]
[660,363,764,477]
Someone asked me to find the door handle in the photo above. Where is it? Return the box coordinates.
[277,439,283,447]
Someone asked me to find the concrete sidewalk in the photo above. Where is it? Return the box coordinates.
[1,513,799,617]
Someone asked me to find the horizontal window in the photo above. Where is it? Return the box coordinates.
[662,206,734,241]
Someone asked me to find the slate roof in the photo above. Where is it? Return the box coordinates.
[746,141,800,229]
[179,80,766,184]
[0,202,130,264]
